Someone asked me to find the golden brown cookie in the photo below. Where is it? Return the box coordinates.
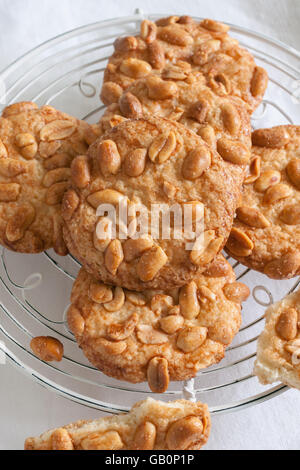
[226,125,300,279]
[100,72,252,170]
[63,116,247,290]
[254,288,300,390]
[101,16,268,113]
[25,398,211,450]
[0,102,101,255]
[67,256,249,389]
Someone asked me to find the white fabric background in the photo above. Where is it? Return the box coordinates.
[0,0,299,450]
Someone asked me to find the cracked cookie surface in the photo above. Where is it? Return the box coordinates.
[25,398,211,450]
[226,125,300,279]
[63,116,244,290]
[254,288,300,390]
[101,16,268,113]
[0,102,101,254]
[67,256,248,387]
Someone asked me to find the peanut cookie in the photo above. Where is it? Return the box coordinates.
[63,116,246,290]
[101,72,252,170]
[25,398,211,450]
[226,126,300,279]
[254,288,300,390]
[67,256,248,389]
[0,102,101,255]
[101,16,268,113]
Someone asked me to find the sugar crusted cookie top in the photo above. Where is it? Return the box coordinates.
[63,116,244,290]
[226,125,300,280]
[254,288,300,390]
[0,102,101,254]
[25,398,211,450]
[101,16,268,113]
[67,256,248,388]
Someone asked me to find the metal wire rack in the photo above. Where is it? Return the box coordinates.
[0,10,299,414]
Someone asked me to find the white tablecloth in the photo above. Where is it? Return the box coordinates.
[0,0,299,450]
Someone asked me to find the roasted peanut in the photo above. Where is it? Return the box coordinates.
[263,183,292,204]
[201,18,230,32]
[197,126,215,147]
[149,132,177,164]
[120,58,152,78]
[94,337,127,355]
[123,236,153,262]
[81,431,123,450]
[221,102,241,135]
[179,281,200,319]
[244,155,261,184]
[100,81,123,106]
[163,181,177,198]
[157,25,193,47]
[30,336,63,362]
[87,189,125,208]
[40,120,76,141]
[98,140,121,177]
[166,416,204,450]
[188,99,209,123]
[286,159,300,189]
[159,315,184,334]
[147,357,169,393]
[208,321,233,345]
[250,67,268,98]
[254,169,281,192]
[226,227,254,257]
[193,40,221,65]
[43,167,71,187]
[223,282,250,303]
[107,313,138,341]
[131,422,156,450]
[126,291,146,306]
[89,282,113,304]
[67,305,85,337]
[236,206,270,228]
[45,181,70,205]
[156,16,179,26]
[124,148,147,177]
[280,204,300,225]
[119,92,143,119]
[70,155,90,189]
[264,252,300,279]
[140,20,157,43]
[103,286,125,312]
[197,286,216,303]
[182,147,211,180]
[190,231,223,266]
[43,152,73,171]
[104,240,124,275]
[51,429,74,450]
[137,325,168,344]
[252,127,289,148]
[146,75,177,100]
[217,138,250,165]
[150,294,173,315]
[208,73,231,95]
[6,204,35,242]
[176,326,207,352]
[0,157,27,177]
[15,133,38,159]
[0,139,8,158]
[62,189,79,221]
[114,36,138,53]
[137,246,168,281]
[148,41,166,69]
[3,101,38,117]
[276,308,298,341]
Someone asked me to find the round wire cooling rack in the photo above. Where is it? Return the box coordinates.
[0,10,299,415]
